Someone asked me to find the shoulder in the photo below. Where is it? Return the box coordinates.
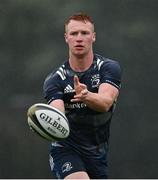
[94,53,122,73]
[94,53,122,89]
[44,61,68,83]
[95,53,121,68]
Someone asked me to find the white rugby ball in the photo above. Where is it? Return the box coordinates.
[27,103,70,141]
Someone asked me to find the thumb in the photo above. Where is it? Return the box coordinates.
[80,83,87,89]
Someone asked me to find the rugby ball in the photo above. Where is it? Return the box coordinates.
[27,103,70,141]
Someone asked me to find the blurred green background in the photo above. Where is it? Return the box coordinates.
[0,0,158,178]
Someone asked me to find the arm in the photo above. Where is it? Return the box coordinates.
[43,72,65,113]
[49,99,65,114]
[71,76,119,112]
[84,83,118,112]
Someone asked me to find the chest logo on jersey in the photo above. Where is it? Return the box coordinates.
[64,84,75,94]
[91,74,100,88]
[62,162,73,173]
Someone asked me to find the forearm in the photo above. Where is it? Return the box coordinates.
[83,91,113,112]
[72,76,119,112]
[49,99,65,114]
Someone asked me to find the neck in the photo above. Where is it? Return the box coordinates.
[69,52,94,72]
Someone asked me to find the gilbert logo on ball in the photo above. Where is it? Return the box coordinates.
[27,103,70,141]
[36,110,69,137]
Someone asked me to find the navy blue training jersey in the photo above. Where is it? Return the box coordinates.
[43,54,122,145]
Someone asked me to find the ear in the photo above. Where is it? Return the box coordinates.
[64,33,68,43]
[92,32,96,42]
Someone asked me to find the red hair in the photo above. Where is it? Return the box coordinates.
[65,13,94,31]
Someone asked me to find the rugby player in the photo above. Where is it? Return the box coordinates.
[43,13,122,179]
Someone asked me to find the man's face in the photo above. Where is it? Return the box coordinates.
[65,20,96,57]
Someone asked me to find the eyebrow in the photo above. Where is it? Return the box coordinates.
[70,30,90,33]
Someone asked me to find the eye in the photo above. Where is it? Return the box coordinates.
[70,31,78,36]
[81,31,90,35]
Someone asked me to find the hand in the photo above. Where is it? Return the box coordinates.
[73,75,85,94]
[71,75,88,102]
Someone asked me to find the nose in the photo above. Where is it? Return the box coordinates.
[76,33,83,42]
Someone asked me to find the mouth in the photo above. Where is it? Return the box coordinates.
[75,45,84,49]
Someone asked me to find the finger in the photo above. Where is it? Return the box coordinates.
[74,75,80,86]
[80,84,87,89]
[81,89,88,95]
[71,98,81,102]
[73,94,82,99]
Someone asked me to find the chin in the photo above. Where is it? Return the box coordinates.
[75,53,85,58]
[73,51,87,58]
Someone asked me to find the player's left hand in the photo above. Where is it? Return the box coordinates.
[71,75,88,102]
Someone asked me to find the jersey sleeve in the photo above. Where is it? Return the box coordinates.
[100,59,122,89]
[43,72,64,104]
